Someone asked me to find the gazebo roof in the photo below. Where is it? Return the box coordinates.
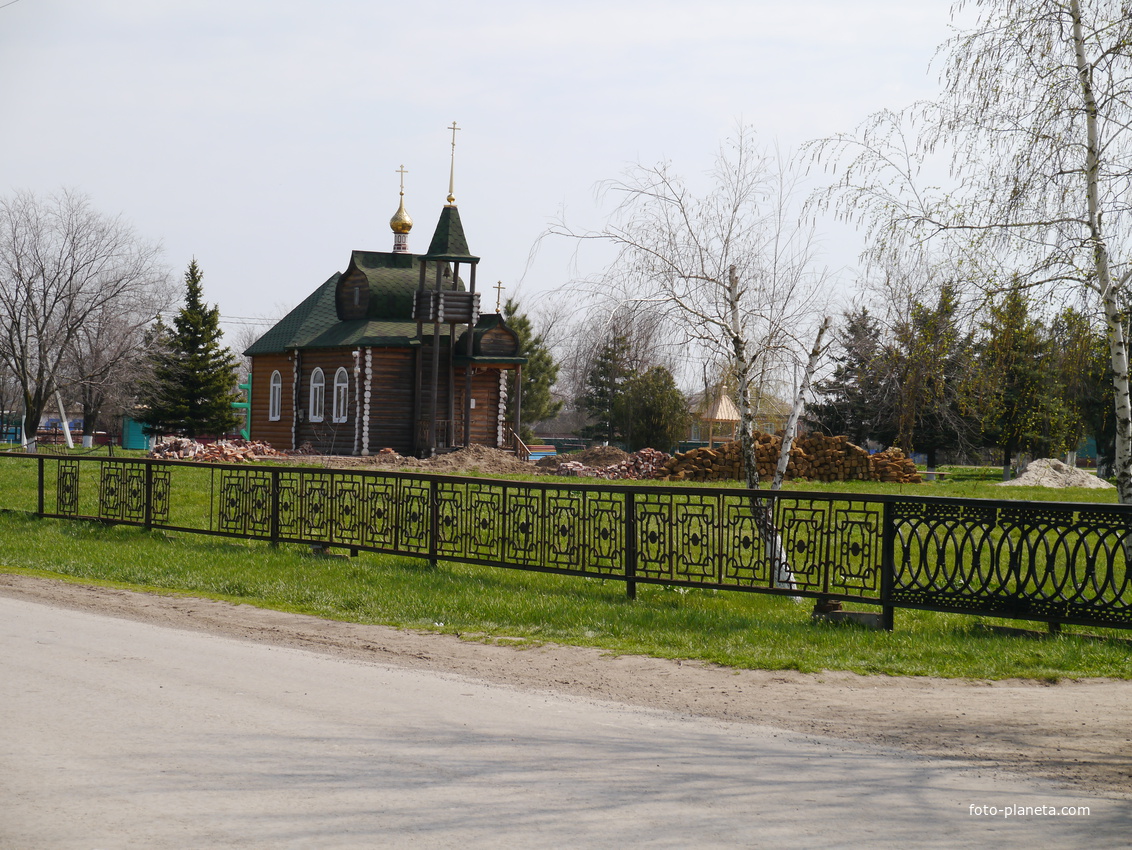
[701,394,740,423]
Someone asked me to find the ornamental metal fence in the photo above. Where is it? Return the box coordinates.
[5,453,1132,632]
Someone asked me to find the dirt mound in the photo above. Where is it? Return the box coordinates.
[997,458,1114,489]
[274,445,535,476]
[419,444,535,475]
[353,445,534,476]
[564,446,629,467]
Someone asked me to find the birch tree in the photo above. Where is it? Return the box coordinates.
[0,190,168,441]
[550,128,827,490]
[813,0,1132,501]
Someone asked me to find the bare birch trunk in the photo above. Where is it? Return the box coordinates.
[1071,0,1132,504]
[729,266,797,589]
[772,316,829,491]
[729,266,760,491]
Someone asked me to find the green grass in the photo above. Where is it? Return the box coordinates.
[1,511,1129,680]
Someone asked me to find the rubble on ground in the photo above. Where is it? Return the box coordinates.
[149,438,288,462]
[552,447,671,480]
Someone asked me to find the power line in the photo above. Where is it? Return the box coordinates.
[0,0,25,10]
[219,315,275,326]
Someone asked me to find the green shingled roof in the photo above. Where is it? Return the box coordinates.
[244,249,472,356]
[424,205,480,262]
[245,204,481,356]
[242,270,426,356]
[244,273,342,356]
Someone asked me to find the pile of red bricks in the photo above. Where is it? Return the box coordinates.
[150,438,287,462]
[553,448,671,479]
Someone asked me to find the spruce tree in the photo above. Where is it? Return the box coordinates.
[502,298,563,439]
[137,260,241,438]
[579,334,633,444]
[978,284,1077,474]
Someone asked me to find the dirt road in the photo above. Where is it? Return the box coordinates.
[3,574,1130,797]
[4,584,1127,846]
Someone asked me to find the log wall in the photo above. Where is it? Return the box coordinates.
[453,369,506,448]
[293,350,356,454]
[251,344,513,457]
[366,347,417,454]
[248,353,294,450]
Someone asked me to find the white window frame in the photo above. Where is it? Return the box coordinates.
[309,368,325,423]
[268,371,282,421]
[332,367,349,423]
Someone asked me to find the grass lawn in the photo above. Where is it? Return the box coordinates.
[1,508,1129,680]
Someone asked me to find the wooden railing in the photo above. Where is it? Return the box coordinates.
[503,425,530,461]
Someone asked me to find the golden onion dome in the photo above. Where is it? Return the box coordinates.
[389,194,413,234]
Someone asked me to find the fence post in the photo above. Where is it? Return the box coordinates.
[327,470,336,552]
[880,500,895,631]
[144,460,153,530]
[269,468,280,547]
[37,455,44,517]
[429,478,439,569]
[625,490,637,600]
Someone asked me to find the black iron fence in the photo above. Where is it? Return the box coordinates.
[6,453,1132,631]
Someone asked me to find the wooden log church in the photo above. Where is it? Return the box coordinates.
[244,155,526,457]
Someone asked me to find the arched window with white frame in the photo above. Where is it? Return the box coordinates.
[268,371,282,421]
[309,368,325,422]
[332,367,349,423]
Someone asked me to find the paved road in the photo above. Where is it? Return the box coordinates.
[1,596,1125,849]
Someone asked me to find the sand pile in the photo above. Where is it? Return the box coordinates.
[997,458,1113,490]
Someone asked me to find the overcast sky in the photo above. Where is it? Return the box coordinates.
[2,0,964,342]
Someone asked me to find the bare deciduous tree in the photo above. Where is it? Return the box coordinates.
[550,127,828,490]
[64,274,175,436]
[0,190,169,442]
[813,0,1132,501]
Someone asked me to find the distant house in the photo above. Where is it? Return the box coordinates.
[244,183,526,457]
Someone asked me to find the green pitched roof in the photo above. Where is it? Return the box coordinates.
[424,205,480,262]
[453,314,527,366]
[243,270,428,355]
[244,249,469,356]
[244,273,341,356]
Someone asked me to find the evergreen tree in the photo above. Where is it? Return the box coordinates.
[977,284,1076,474]
[502,298,563,440]
[1050,307,1116,475]
[578,334,633,443]
[809,308,893,445]
[887,284,981,467]
[616,365,689,452]
[136,260,241,438]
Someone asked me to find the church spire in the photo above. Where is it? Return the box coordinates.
[389,164,413,253]
[446,120,460,205]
